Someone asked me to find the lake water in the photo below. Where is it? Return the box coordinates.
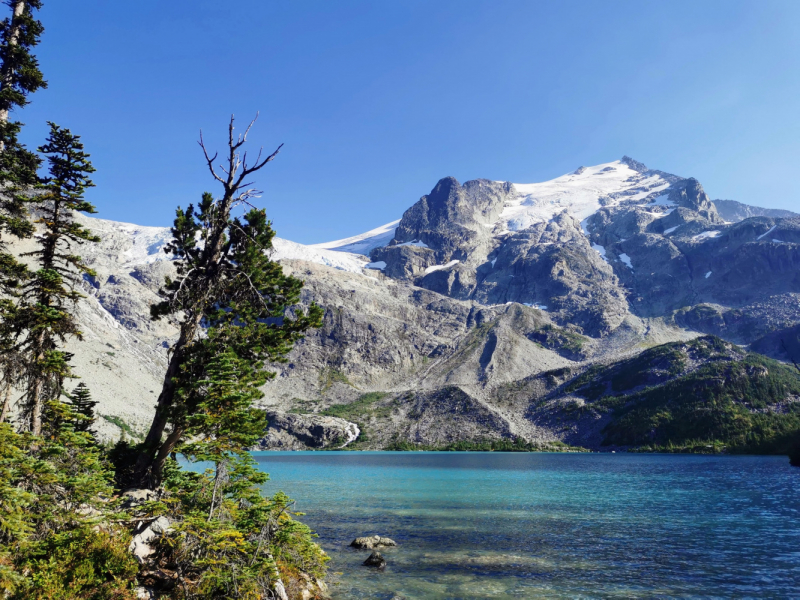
[253,452,800,599]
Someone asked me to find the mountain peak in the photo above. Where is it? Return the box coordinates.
[620,155,649,173]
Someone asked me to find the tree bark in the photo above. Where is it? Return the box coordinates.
[0,383,11,423]
[0,1,25,137]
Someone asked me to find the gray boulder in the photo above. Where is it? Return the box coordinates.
[350,535,397,549]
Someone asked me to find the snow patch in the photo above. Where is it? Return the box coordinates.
[619,253,633,270]
[365,261,387,270]
[591,242,608,263]
[663,225,679,235]
[756,225,777,241]
[395,240,429,248]
[313,219,399,255]
[497,160,670,232]
[425,260,460,274]
[705,271,712,279]
[271,238,369,273]
[650,194,675,207]
[693,230,721,241]
[522,303,548,310]
[490,257,497,268]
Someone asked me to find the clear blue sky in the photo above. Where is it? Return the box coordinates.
[16,0,800,243]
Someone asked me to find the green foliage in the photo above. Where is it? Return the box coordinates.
[527,324,588,360]
[319,392,389,421]
[101,414,141,442]
[10,123,98,434]
[65,382,98,436]
[146,348,328,598]
[384,437,587,452]
[595,348,800,453]
[0,404,138,598]
[133,120,323,486]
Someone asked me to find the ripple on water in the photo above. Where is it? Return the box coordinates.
[252,452,800,599]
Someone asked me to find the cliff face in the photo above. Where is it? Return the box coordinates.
[9,157,798,449]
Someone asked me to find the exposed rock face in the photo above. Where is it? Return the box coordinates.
[257,411,360,449]
[129,516,171,563]
[714,199,799,223]
[5,156,798,451]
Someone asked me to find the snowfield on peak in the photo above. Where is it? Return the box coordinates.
[497,160,670,232]
[312,219,399,255]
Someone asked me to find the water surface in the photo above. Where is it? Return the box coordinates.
[254,452,800,599]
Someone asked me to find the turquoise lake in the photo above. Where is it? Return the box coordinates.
[253,452,800,599]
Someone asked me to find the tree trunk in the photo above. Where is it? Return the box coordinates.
[0,384,11,423]
[132,228,229,488]
[0,1,25,143]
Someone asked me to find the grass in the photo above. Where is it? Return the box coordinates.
[318,367,353,392]
[100,414,141,441]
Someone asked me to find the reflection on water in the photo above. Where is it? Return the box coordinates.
[253,452,800,599]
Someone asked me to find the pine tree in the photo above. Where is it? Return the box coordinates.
[131,115,323,487]
[65,381,97,436]
[0,1,46,421]
[13,122,98,435]
[151,342,328,599]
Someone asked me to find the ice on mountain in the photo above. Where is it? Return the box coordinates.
[591,242,609,263]
[425,260,460,274]
[313,219,400,255]
[756,225,777,240]
[650,194,675,207]
[693,230,721,240]
[272,238,370,273]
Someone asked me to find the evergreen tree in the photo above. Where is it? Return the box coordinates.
[65,381,97,436]
[13,122,98,435]
[132,115,323,487]
[0,0,46,418]
[150,343,328,599]
[0,403,138,598]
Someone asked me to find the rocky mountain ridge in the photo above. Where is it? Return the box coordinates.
[12,157,798,450]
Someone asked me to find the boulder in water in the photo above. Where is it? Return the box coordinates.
[363,551,386,569]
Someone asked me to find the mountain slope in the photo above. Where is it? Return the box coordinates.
[7,156,798,450]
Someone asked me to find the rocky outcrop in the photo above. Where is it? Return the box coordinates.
[5,157,797,452]
[257,411,360,449]
[714,199,799,223]
[350,536,397,549]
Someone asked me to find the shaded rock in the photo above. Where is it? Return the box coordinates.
[257,411,360,450]
[129,516,171,563]
[121,488,156,510]
[350,535,397,549]
[363,551,386,569]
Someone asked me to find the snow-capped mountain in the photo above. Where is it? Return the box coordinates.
[19,156,798,447]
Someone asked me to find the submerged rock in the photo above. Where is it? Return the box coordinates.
[350,535,397,549]
[363,551,387,569]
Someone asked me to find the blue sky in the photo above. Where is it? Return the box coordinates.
[17,0,800,243]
